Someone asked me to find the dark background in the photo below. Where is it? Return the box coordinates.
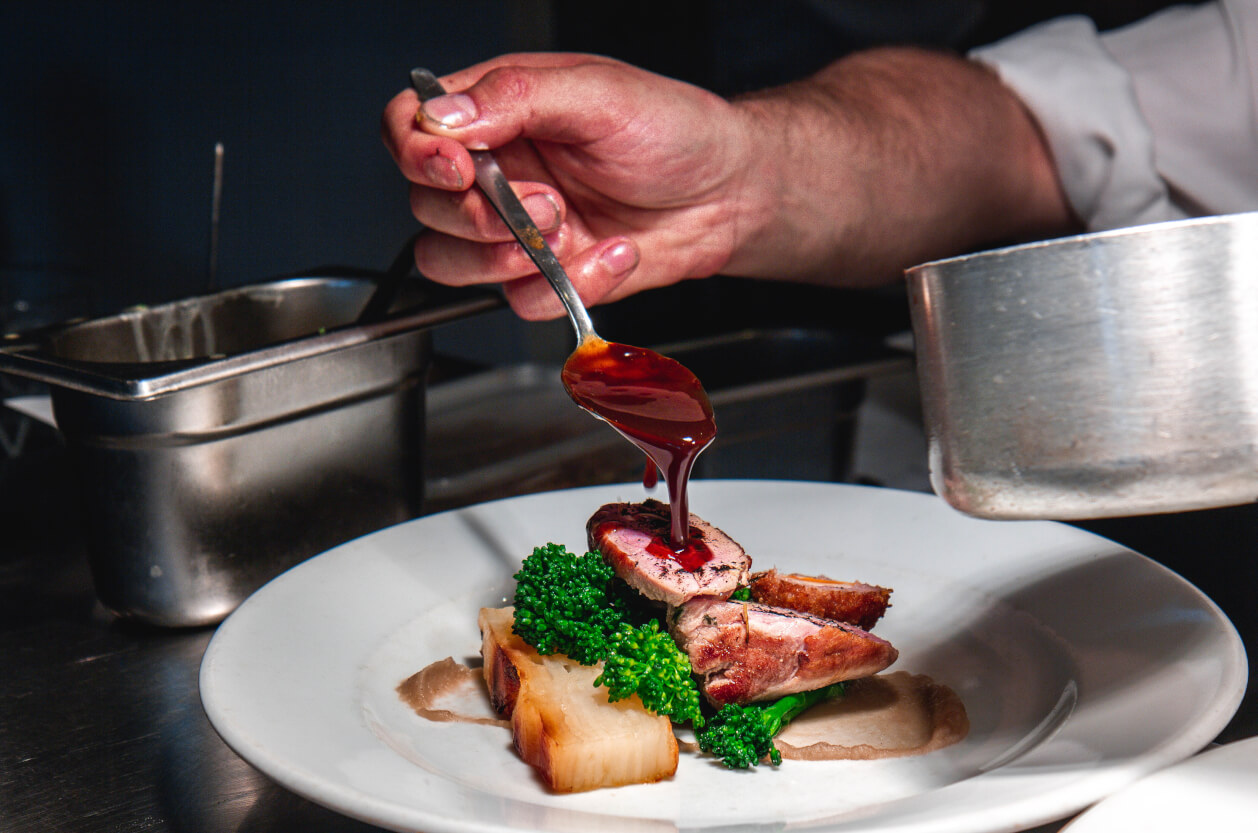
[0,0,1185,349]
[0,1,513,339]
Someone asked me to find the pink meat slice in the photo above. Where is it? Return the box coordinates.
[587,499,751,606]
[671,597,899,706]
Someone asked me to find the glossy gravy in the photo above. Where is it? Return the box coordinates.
[398,660,968,763]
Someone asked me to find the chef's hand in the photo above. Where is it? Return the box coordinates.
[383,53,758,320]
[382,50,1076,321]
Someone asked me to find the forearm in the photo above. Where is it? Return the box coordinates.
[723,47,1079,285]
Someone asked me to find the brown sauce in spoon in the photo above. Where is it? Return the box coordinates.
[561,338,716,548]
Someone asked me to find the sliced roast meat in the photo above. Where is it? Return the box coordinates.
[587,499,751,606]
[671,597,898,706]
[748,569,892,631]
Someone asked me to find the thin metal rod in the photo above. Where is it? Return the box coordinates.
[208,142,224,291]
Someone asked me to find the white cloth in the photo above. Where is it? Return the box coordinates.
[971,1,1258,231]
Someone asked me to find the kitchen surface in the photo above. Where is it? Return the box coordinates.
[3,2,1255,831]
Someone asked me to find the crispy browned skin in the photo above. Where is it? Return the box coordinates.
[671,597,899,706]
[479,607,679,792]
[480,607,524,718]
[749,569,892,631]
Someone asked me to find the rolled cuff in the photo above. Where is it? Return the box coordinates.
[970,15,1186,231]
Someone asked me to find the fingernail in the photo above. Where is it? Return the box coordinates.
[422,154,463,189]
[420,93,478,128]
[599,239,640,277]
[522,193,561,231]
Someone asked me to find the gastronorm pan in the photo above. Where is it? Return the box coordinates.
[0,275,498,626]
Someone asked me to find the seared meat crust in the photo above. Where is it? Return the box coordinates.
[748,569,892,631]
[671,597,898,706]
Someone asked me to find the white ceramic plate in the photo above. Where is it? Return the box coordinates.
[200,481,1247,833]
[1061,736,1258,832]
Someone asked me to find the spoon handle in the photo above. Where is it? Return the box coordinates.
[409,68,598,346]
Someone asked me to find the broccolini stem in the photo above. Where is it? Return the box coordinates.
[764,681,848,733]
[696,681,848,768]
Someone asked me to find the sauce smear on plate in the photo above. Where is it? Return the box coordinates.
[562,338,716,548]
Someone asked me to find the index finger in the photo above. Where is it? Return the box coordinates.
[381,88,476,189]
[432,52,618,94]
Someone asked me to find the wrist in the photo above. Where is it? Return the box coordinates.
[719,91,843,282]
[714,47,1077,286]
[720,69,894,285]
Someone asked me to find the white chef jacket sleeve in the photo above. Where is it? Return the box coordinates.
[970,1,1258,231]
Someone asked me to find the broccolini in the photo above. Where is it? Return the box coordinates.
[596,620,704,726]
[696,682,848,768]
[511,543,629,664]
[510,542,703,723]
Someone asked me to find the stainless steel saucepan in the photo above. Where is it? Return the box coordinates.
[907,211,1258,520]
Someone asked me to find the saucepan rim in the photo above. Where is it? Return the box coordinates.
[906,210,1258,275]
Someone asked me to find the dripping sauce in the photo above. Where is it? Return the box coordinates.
[562,337,716,548]
[642,460,659,490]
[645,534,711,571]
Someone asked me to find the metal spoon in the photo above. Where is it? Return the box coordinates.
[409,68,714,545]
[409,68,596,344]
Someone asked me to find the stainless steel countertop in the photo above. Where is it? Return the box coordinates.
[2,420,1252,832]
[0,443,387,832]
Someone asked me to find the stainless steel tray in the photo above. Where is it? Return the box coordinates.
[0,276,499,626]
[0,276,497,399]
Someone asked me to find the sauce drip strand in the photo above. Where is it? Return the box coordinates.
[562,338,716,547]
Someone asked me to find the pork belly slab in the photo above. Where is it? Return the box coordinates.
[671,597,899,706]
[587,500,750,606]
[748,569,892,631]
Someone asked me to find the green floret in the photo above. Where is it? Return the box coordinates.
[596,621,704,727]
[510,542,703,725]
[696,682,848,768]
[511,543,629,664]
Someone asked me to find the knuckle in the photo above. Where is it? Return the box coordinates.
[470,204,506,239]
[481,66,535,108]
[411,233,445,273]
